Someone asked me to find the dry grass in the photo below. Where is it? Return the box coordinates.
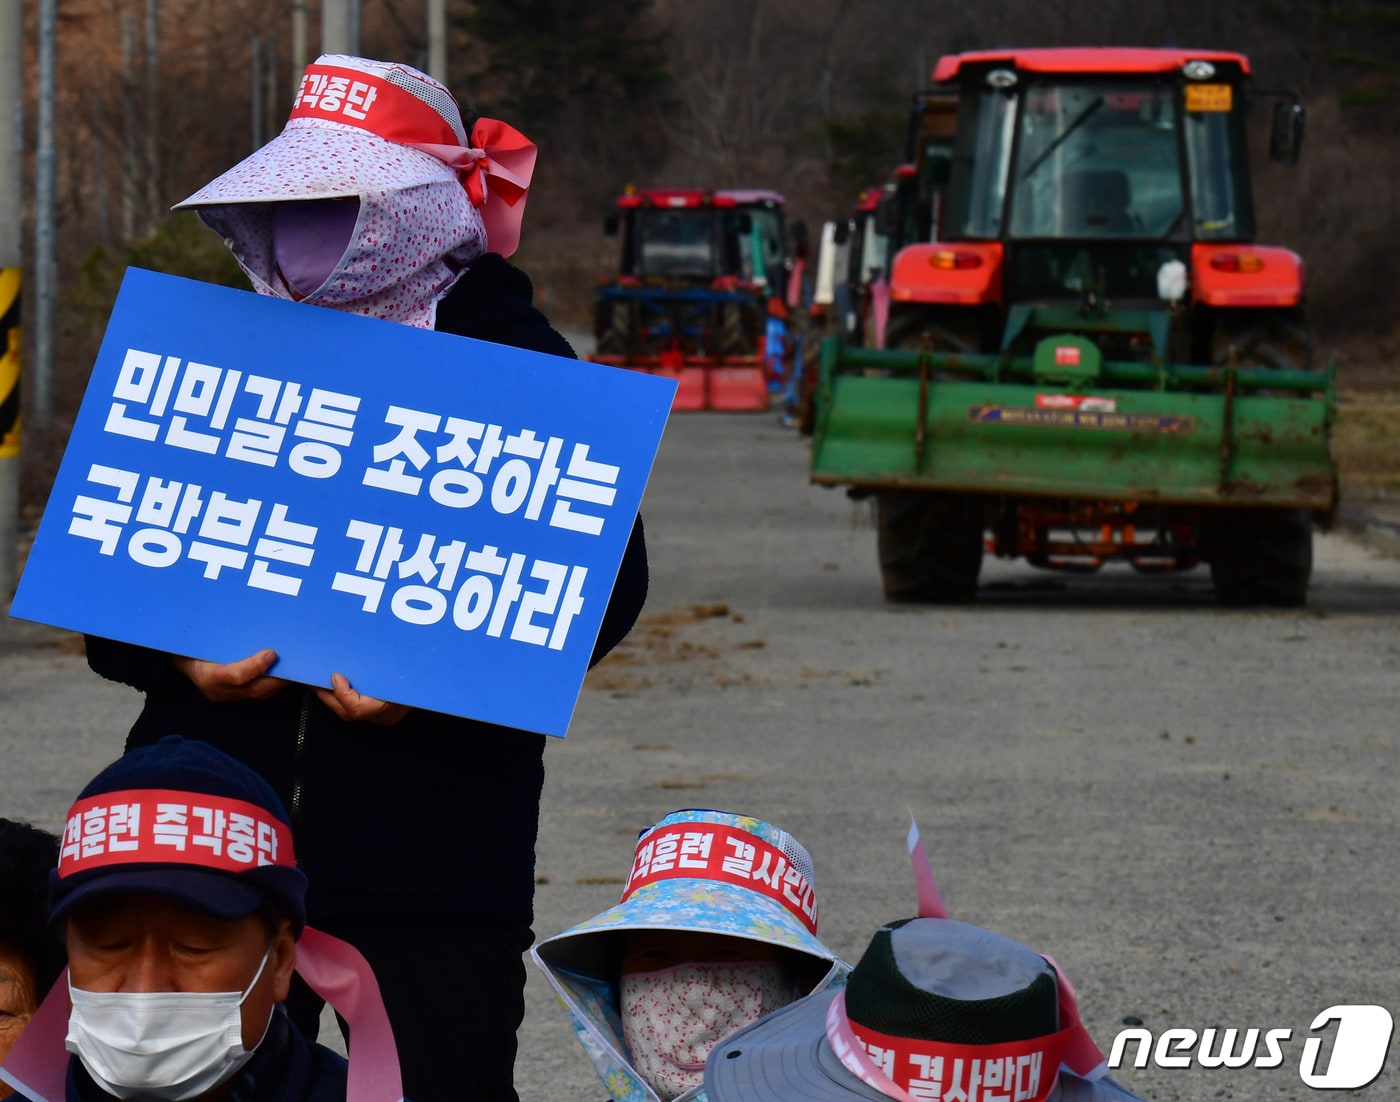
[1333,394,1400,496]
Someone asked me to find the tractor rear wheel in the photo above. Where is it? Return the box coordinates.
[1204,509,1313,607]
[884,309,982,358]
[594,300,633,357]
[1210,307,1313,371]
[876,492,984,603]
[718,302,757,358]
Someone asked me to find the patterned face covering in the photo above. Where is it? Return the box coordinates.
[194,175,487,329]
[271,198,362,298]
[620,961,798,1100]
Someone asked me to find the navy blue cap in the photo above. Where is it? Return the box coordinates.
[49,735,308,934]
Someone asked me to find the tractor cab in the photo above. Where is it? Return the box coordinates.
[603,187,787,290]
[717,188,789,292]
[890,49,1307,365]
[880,91,959,255]
[593,187,793,411]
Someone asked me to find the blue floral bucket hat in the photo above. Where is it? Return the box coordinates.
[532,809,848,1102]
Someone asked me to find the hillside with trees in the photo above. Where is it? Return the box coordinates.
[19,0,1400,507]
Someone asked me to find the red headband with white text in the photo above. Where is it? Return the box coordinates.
[289,63,537,256]
[621,822,819,934]
[55,788,296,878]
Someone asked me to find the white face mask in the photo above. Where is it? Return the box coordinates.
[65,945,274,1102]
[620,960,798,1100]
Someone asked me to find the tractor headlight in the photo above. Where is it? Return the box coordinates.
[1157,259,1188,303]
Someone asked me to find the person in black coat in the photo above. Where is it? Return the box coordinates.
[83,54,647,1102]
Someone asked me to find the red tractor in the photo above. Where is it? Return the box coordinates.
[591,187,794,411]
[814,47,1329,606]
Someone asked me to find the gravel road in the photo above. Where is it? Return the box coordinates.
[5,407,1398,1101]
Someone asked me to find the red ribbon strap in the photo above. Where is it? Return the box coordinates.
[405,118,536,258]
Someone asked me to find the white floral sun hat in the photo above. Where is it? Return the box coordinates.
[174,55,536,327]
[176,53,535,252]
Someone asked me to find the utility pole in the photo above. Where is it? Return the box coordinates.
[265,37,279,139]
[144,0,159,230]
[321,0,352,56]
[427,0,447,83]
[251,36,264,151]
[821,67,833,169]
[0,0,21,599]
[93,99,110,246]
[291,0,309,81]
[121,16,137,242]
[34,0,56,430]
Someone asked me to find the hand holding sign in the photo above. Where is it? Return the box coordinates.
[316,673,412,727]
[173,648,290,703]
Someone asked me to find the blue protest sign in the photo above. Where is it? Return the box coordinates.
[12,268,675,737]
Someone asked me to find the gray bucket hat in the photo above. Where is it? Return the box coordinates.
[705,917,1144,1102]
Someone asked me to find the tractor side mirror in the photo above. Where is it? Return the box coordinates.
[832,218,851,246]
[874,195,898,237]
[1269,101,1305,165]
[603,213,620,236]
[790,218,808,251]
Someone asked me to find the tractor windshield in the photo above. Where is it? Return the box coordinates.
[731,206,786,287]
[944,87,1017,238]
[1010,81,1183,239]
[632,209,721,278]
[1182,92,1255,241]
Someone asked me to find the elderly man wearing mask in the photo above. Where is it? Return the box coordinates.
[0,735,402,1102]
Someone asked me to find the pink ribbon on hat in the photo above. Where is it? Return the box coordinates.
[295,928,405,1102]
[406,118,537,258]
[0,932,406,1102]
[907,815,948,920]
[905,814,1107,1082]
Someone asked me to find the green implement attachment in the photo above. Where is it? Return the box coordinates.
[811,335,1337,512]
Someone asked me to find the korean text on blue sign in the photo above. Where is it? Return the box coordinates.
[11,268,676,737]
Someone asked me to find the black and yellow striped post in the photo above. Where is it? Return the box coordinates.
[0,267,19,462]
[1,0,21,601]
[0,266,19,600]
